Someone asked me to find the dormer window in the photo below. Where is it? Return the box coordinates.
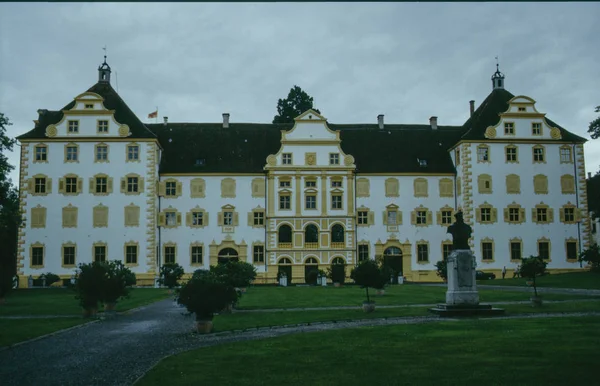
[418,159,428,167]
[85,104,94,109]
[518,107,526,112]
[68,120,79,133]
[195,159,205,166]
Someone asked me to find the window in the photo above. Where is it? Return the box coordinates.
[31,245,44,266]
[417,244,429,262]
[477,145,489,162]
[166,211,177,226]
[31,206,47,228]
[304,224,318,244]
[66,177,78,193]
[509,207,520,222]
[127,176,139,193]
[538,240,550,260]
[164,246,176,264]
[125,244,138,265]
[358,244,369,262]
[68,120,79,133]
[251,178,264,198]
[97,120,109,133]
[66,145,78,162]
[96,176,108,194]
[533,146,545,163]
[223,211,233,225]
[305,180,316,188]
[221,178,236,198]
[166,181,177,196]
[279,180,291,188]
[416,210,427,225]
[476,204,497,224]
[62,245,76,266]
[127,144,139,161]
[533,175,548,194]
[518,107,526,112]
[331,179,342,188]
[35,177,47,194]
[387,210,397,225]
[566,241,578,260]
[62,205,78,228]
[124,205,140,227]
[305,194,316,210]
[560,146,572,163]
[561,175,575,194]
[441,210,453,225]
[414,178,428,197]
[95,144,108,162]
[193,211,204,226]
[456,149,460,165]
[253,211,264,226]
[331,194,342,209]
[94,245,106,262]
[385,178,400,197]
[282,153,292,165]
[93,204,109,227]
[510,241,522,261]
[85,103,94,109]
[536,208,547,222]
[478,174,492,194]
[34,145,47,162]
[253,245,264,263]
[561,206,576,224]
[442,243,452,260]
[191,245,203,265]
[278,224,292,245]
[481,242,493,261]
[504,122,514,135]
[331,224,345,244]
[505,146,518,163]
[532,204,553,224]
[506,174,521,194]
[532,122,542,135]
[279,194,291,210]
[439,178,453,197]
[358,210,369,225]
[329,153,340,165]
[191,178,206,198]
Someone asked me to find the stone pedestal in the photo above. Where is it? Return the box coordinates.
[445,250,479,305]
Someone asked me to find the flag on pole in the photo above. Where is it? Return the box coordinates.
[148,110,158,119]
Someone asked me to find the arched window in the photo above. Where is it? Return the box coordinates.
[331,257,345,265]
[305,257,318,265]
[217,248,239,264]
[278,224,292,243]
[278,257,292,265]
[304,224,319,243]
[331,224,344,243]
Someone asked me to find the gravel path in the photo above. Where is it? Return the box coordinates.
[1,296,600,386]
[421,283,600,296]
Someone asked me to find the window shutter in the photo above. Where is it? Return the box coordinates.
[233,212,239,226]
[531,208,537,223]
[186,212,192,227]
[218,212,223,226]
[158,181,166,197]
[248,212,253,226]
[121,178,126,193]
[176,212,182,226]
[27,178,35,193]
[204,211,209,226]
[426,211,433,225]
[59,178,65,193]
[491,208,498,223]
[107,177,113,194]
[158,212,166,226]
[368,211,374,225]
[89,177,96,193]
[397,211,403,225]
[476,208,482,223]
[40,207,47,227]
[410,211,416,225]
[576,208,583,222]
[503,208,509,222]
[46,178,52,194]
[519,208,525,223]
[548,208,554,223]
[382,211,387,225]
[139,177,145,193]
[436,211,442,225]
[176,181,182,196]
[77,178,83,193]
[559,208,565,223]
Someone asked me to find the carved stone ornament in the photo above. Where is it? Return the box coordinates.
[344,154,355,166]
[305,153,316,166]
[550,127,561,139]
[118,125,130,137]
[484,127,497,138]
[45,125,57,137]
[266,155,277,166]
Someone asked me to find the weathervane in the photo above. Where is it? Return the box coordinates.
[495,55,499,71]
[102,45,107,62]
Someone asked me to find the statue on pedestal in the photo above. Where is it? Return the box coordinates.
[447,211,472,250]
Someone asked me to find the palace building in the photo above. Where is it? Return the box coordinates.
[15,59,590,287]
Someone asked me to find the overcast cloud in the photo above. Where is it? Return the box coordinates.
[1,2,599,184]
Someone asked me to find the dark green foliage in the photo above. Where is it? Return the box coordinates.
[101,260,136,303]
[306,269,319,285]
[177,270,238,320]
[579,244,600,272]
[158,263,185,289]
[519,256,548,296]
[350,260,386,303]
[210,260,257,289]
[272,85,320,124]
[39,272,61,286]
[74,260,135,308]
[587,106,600,139]
[435,260,448,281]
[327,260,347,285]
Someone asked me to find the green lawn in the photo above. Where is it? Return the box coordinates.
[0,288,171,316]
[212,299,600,332]
[235,285,594,310]
[0,318,89,347]
[478,271,600,289]
[138,316,599,386]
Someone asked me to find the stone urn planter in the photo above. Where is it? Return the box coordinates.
[376,289,385,296]
[196,319,214,334]
[362,301,375,313]
[530,296,543,307]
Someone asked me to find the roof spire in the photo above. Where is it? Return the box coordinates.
[491,56,505,90]
[98,46,111,84]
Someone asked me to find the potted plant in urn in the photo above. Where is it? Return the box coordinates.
[327,260,347,287]
[158,263,185,293]
[100,261,136,314]
[177,270,238,334]
[74,262,107,317]
[519,255,547,307]
[350,260,387,313]
[211,260,257,294]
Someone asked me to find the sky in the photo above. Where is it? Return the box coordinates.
[1,2,599,185]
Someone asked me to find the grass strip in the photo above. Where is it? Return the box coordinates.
[0,318,88,347]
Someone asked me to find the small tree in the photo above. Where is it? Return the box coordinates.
[327,260,347,285]
[587,105,600,139]
[435,260,448,281]
[74,262,107,312]
[579,244,600,272]
[177,270,238,322]
[39,272,61,287]
[158,263,185,289]
[101,260,136,305]
[350,260,386,303]
[519,255,547,297]
[210,260,257,289]
[272,85,320,124]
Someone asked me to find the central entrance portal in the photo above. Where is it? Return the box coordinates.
[218,248,239,265]
[383,246,403,284]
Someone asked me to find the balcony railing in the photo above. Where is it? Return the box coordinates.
[278,242,292,249]
[331,242,345,249]
[304,242,318,249]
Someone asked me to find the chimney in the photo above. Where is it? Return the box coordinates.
[222,113,230,129]
[588,172,592,179]
[469,100,475,116]
[163,117,168,126]
[377,114,384,130]
[429,116,438,130]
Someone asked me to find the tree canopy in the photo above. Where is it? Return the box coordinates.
[587,105,600,139]
[272,85,320,124]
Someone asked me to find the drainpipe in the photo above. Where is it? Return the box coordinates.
[573,144,582,267]
[354,169,358,265]
[264,171,268,283]
[157,176,162,279]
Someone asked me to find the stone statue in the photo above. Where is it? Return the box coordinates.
[447,211,472,250]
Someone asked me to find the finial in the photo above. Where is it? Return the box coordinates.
[102,45,107,63]
[495,55,499,71]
